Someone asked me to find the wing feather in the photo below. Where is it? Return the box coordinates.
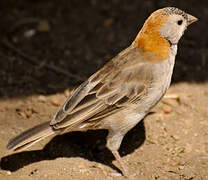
[50,45,153,129]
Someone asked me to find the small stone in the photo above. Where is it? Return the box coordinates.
[111,172,122,176]
[50,98,61,106]
[171,135,179,141]
[175,146,185,154]
[0,170,12,176]
[19,111,27,118]
[6,171,12,175]
[25,109,33,118]
[31,107,38,114]
[24,29,36,38]
[64,89,70,97]
[78,164,85,169]
[38,95,47,103]
[164,94,179,99]
[162,105,172,113]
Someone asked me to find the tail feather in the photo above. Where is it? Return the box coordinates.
[7,121,56,151]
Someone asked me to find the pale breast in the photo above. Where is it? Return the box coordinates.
[136,45,177,113]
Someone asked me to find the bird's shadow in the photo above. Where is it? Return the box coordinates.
[1,120,145,173]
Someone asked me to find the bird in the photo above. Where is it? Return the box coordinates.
[7,7,197,176]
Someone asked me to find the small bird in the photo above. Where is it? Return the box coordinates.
[7,7,197,176]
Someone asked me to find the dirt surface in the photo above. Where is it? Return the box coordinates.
[0,0,208,179]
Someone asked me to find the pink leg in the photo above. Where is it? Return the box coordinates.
[112,150,129,177]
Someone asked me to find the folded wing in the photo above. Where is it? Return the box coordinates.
[50,46,153,130]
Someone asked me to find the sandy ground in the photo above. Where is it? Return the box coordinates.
[1,84,208,180]
[0,0,208,179]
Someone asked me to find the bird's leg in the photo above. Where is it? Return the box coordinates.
[106,131,129,176]
[111,150,129,177]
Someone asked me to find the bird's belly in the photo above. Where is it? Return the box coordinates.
[137,62,174,113]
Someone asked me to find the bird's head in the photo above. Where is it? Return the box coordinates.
[133,7,198,62]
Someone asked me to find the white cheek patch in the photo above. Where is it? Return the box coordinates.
[160,16,187,45]
[160,21,173,40]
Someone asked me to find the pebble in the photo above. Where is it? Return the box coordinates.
[0,170,12,175]
[162,105,172,113]
[38,95,47,103]
[19,111,27,118]
[6,171,12,175]
[111,172,122,177]
[64,89,70,97]
[24,29,36,38]
[50,98,62,106]
[171,134,179,141]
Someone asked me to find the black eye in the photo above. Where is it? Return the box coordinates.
[177,20,183,25]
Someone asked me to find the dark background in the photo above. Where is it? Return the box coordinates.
[0,0,206,98]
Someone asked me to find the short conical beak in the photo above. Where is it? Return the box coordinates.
[187,14,198,25]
